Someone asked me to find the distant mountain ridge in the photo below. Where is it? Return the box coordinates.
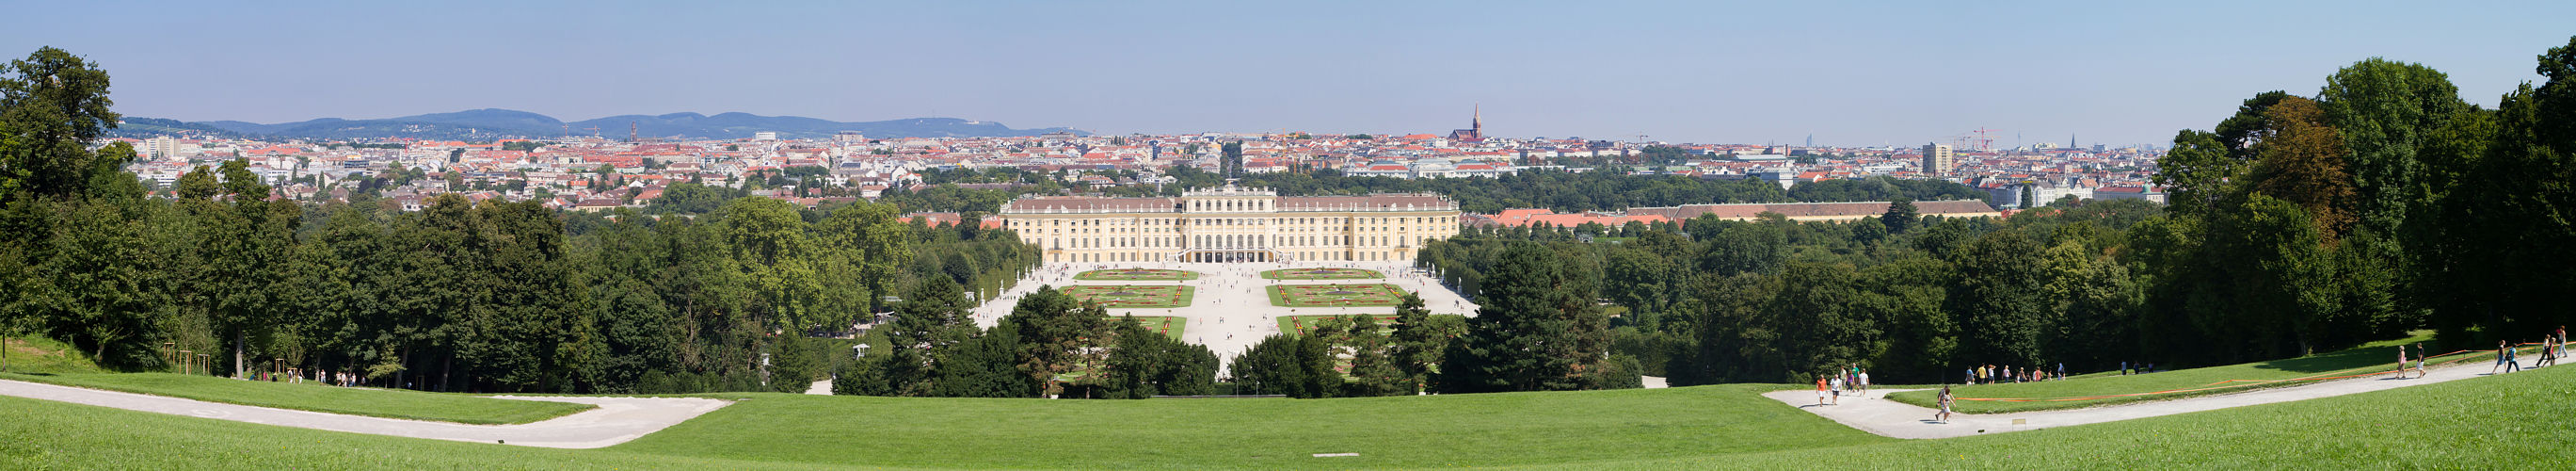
[125,108,1086,140]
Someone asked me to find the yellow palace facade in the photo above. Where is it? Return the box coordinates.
[998,185,1462,264]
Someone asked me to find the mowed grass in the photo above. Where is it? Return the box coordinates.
[1127,316,1188,341]
[7,366,2574,469]
[0,373,593,425]
[610,384,1882,469]
[0,336,111,375]
[1887,333,2490,414]
[0,395,812,470]
[1594,362,2576,469]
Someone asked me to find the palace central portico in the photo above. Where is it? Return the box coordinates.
[998,185,1462,264]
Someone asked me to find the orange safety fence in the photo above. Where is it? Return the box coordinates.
[1956,343,2564,403]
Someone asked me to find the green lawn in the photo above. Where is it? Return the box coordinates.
[0,336,111,375]
[1886,333,2492,414]
[0,394,806,470]
[1261,268,1384,280]
[0,373,594,425]
[7,366,2574,469]
[1074,268,1200,281]
[611,384,1880,469]
[1126,316,1187,341]
[1595,363,2576,469]
[1266,284,1408,307]
[1063,284,1195,308]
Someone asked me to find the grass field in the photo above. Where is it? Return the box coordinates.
[1607,362,2576,469]
[1266,284,1408,307]
[0,336,110,375]
[8,366,2575,469]
[1062,284,1195,308]
[1074,268,1199,281]
[1261,268,1384,280]
[0,373,594,425]
[1885,333,2498,414]
[1126,316,1187,341]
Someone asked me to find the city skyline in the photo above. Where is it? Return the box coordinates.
[8,0,2570,147]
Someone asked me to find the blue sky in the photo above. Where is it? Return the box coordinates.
[8,0,2569,146]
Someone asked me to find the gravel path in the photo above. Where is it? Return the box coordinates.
[0,379,728,448]
[1764,358,2533,439]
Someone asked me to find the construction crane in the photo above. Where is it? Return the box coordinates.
[1968,127,2003,152]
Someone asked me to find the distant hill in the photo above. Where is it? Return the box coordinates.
[106,117,259,139]
[127,108,1086,140]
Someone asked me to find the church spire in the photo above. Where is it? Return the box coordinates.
[1472,104,1480,132]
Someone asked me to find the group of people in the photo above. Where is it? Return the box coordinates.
[1964,363,2060,385]
[1812,365,1871,406]
[2493,326,2568,374]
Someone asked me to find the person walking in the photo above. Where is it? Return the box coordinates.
[1858,369,1871,396]
[1815,377,1830,406]
[2495,340,2514,374]
[1935,385,1955,424]
[2414,343,2429,379]
[2394,346,2410,380]
[1828,375,1843,405]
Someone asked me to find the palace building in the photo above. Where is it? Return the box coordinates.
[998,185,1462,264]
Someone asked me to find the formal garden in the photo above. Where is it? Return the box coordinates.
[1062,285,1195,308]
[1267,284,1409,307]
[1073,268,1200,281]
[1260,268,1384,280]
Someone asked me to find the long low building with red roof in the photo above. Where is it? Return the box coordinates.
[1469,200,2000,228]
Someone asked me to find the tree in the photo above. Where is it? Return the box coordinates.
[1880,199,1918,234]
[2316,58,2467,239]
[930,327,1040,398]
[0,47,120,201]
[1386,293,1443,394]
[1228,334,1308,397]
[1000,286,1111,398]
[1440,242,1608,393]
[884,275,977,395]
[720,197,829,331]
[2242,96,2358,242]
[1100,316,1217,398]
[1340,314,1406,397]
[1949,231,2047,366]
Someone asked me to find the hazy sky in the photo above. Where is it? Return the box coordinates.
[7,1,2569,146]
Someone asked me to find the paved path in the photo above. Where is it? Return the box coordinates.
[0,379,728,448]
[973,261,1480,373]
[1766,358,2536,439]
